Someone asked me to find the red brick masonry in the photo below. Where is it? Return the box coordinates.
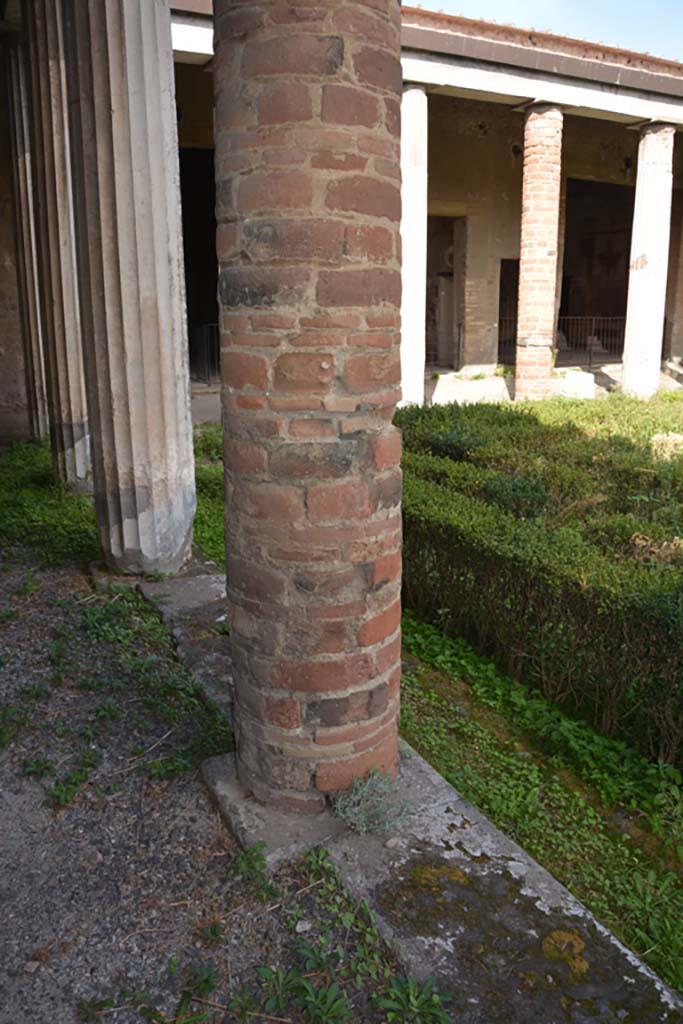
[214,0,403,812]
[516,103,563,400]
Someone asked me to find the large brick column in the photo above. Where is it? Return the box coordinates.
[63,0,196,574]
[215,0,403,813]
[623,123,675,399]
[515,103,563,401]
[24,0,90,487]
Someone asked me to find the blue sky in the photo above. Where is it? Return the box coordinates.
[414,1,683,62]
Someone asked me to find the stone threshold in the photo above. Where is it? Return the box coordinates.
[100,558,683,1023]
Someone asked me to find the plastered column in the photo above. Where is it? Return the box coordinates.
[623,123,675,398]
[0,46,28,443]
[215,0,403,813]
[399,84,427,406]
[7,44,48,440]
[63,0,195,573]
[515,103,563,400]
[24,0,90,485]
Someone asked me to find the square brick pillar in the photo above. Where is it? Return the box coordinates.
[623,123,675,399]
[515,103,563,401]
[214,0,403,813]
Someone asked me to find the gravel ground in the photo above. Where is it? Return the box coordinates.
[0,549,407,1024]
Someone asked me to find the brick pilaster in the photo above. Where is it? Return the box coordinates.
[515,103,563,401]
[214,0,403,813]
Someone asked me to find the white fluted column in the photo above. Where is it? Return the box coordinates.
[623,123,675,399]
[63,0,195,573]
[400,84,428,406]
[25,0,90,485]
[7,43,48,440]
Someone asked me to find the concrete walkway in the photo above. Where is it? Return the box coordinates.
[424,361,681,406]
[136,560,683,1024]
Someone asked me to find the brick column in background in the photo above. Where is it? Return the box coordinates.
[515,103,563,401]
[215,0,403,813]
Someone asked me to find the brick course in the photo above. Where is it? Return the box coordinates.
[515,103,563,401]
[215,0,402,813]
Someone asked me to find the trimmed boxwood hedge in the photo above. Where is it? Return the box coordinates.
[402,465,683,765]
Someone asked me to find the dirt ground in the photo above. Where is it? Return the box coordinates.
[0,549,407,1024]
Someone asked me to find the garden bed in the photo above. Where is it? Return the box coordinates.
[397,393,683,765]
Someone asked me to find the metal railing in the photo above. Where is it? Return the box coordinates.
[498,315,517,366]
[498,315,626,367]
[556,316,626,366]
[189,322,220,385]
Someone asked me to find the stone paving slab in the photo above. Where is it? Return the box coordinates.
[204,750,683,1024]
[137,560,233,724]
[93,555,234,723]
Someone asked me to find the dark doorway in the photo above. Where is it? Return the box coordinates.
[558,178,634,361]
[498,258,519,365]
[179,147,219,382]
[426,215,465,367]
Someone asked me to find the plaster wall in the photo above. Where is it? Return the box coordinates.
[0,64,29,441]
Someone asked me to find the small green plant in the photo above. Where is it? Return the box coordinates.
[215,620,230,636]
[292,979,352,1022]
[95,698,122,723]
[76,997,115,1022]
[16,569,41,595]
[332,770,412,835]
[199,920,224,946]
[227,841,278,901]
[20,681,50,701]
[295,933,341,974]
[176,964,218,1017]
[23,756,54,779]
[256,966,302,1013]
[145,750,192,780]
[226,986,259,1022]
[374,976,451,1023]
[0,702,25,747]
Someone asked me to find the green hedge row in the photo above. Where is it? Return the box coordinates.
[402,465,683,766]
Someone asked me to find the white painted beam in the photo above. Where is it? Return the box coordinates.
[402,52,683,126]
[171,14,212,64]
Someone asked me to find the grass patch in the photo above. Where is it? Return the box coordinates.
[401,612,683,992]
[4,580,232,809]
[0,442,99,566]
[193,424,226,568]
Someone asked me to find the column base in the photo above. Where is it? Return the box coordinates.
[515,345,554,401]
